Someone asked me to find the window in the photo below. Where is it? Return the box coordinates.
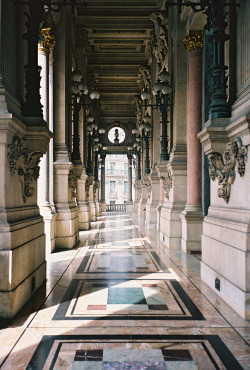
[108,127,125,144]
[110,181,116,194]
[124,181,128,194]
[124,163,128,175]
[110,200,116,204]
[110,162,115,175]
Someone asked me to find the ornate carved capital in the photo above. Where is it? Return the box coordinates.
[39,28,56,56]
[183,30,203,52]
[8,136,43,202]
[208,137,248,203]
[161,172,172,200]
[68,168,77,198]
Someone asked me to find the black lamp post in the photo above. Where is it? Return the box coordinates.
[165,0,234,118]
[139,118,152,175]
[70,66,100,165]
[141,68,172,162]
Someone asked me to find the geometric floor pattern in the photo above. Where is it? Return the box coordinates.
[0,213,249,369]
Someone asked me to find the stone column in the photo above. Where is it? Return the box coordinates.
[146,166,160,231]
[157,13,187,249]
[126,153,133,213]
[53,9,79,249]
[38,31,57,258]
[100,153,106,212]
[180,31,203,253]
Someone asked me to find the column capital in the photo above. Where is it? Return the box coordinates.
[39,28,56,57]
[183,30,203,52]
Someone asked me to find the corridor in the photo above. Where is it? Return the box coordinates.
[0,213,249,369]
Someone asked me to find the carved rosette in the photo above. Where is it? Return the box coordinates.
[208,137,248,203]
[68,169,77,198]
[8,136,43,202]
[183,30,203,52]
[162,172,172,200]
[39,27,56,56]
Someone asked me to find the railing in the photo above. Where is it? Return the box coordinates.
[106,204,126,212]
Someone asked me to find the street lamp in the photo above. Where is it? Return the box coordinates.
[166,0,234,118]
[139,67,172,161]
[70,66,100,165]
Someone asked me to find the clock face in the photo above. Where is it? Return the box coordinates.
[108,127,125,144]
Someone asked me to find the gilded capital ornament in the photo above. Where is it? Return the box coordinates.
[183,30,203,52]
[39,28,55,56]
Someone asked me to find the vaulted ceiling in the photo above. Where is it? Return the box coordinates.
[76,0,164,130]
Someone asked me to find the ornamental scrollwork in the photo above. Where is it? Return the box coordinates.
[146,182,152,199]
[162,172,172,200]
[183,30,203,52]
[207,137,248,203]
[68,168,77,198]
[8,136,43,202]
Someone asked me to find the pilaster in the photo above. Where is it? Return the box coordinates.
[75,166,90,230]
[157,147,187,249]
[138,176,150,227]
[0,117,51,318]
[198,115,250,319]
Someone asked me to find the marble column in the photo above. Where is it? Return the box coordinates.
[126,153,133,213]
[157,14,187,249]
[100,153,106,212]
[180,31,203,253]
[53,9,79,249]
[38,33,57,259]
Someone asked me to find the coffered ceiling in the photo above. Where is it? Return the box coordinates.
[76,0,164,129]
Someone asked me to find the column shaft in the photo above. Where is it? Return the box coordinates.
[128,155,133,202]
[187,50,202,205]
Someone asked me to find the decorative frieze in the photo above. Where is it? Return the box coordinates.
[8,136,43,202]
[162,172,173,200]
[68,169,77,198]
[208,137,248,203]
[183,30,203,52]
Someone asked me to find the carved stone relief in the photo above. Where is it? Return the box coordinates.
[161,172,172,200]
[150,11,168,73]
[8,136,43,202]
[207,137,248,203]
[68,168,77,198]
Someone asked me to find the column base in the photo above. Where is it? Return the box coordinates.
[201,261,250,320]
[78,202,90,230]
[89,201,97,221]
[180,205,203,253]
[100,201,106,212]
[0,216,46,318]
[145,201,158,230]
[55,205,79,249]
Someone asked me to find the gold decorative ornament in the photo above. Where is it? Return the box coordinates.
[39,28,55,56]
[183,30,203,52]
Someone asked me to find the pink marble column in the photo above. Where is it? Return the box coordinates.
[180,31,203,253]
[185,33,203,206]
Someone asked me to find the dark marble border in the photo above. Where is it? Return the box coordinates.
[52,279,205,321]
[26,334,243,370]
[76,251,169,274]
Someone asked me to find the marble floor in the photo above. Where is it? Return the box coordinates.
[0,213,250,369]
